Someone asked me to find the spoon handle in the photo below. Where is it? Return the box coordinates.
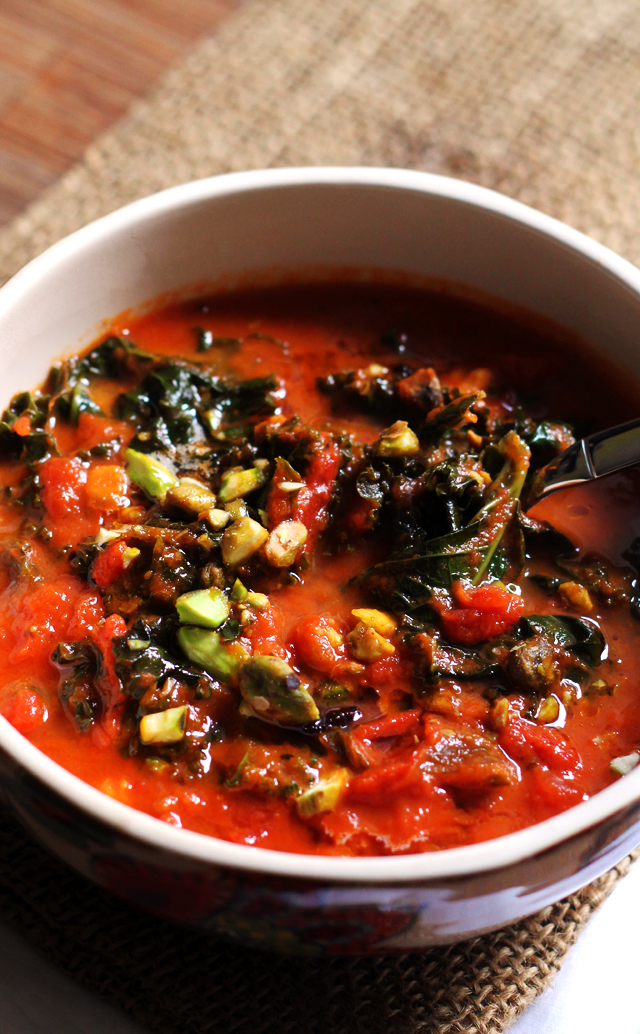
[525,417,640,509]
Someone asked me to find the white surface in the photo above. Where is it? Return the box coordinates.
[1,863,640,1033]
[0,921,146,1034]
[512,859,640,1034]
[2,168,640,888]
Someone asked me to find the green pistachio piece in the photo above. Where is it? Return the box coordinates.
[221,517,269,566]
[139,705,187,745]
[239,655,319,726]
[264,520,308,567]
[535,695,560,724]
[374,420,420,457]
[122,546,140,569]
[124,448,177,502]
[224,499,249,519]
[230,578,248,602]
[296,769,349,817]
[218,467,266,503]
[347,622,395,662]
[177,626,247,682]
[166,477,216,514]
[205,507,231,531]
[95,528,124,546]
[610,752,640,777]
[175,587,231,629]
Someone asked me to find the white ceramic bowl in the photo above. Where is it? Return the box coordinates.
[1,168,640,954]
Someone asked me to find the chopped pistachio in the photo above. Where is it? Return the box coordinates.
[177,626,248,681]
[374,419,420,458]
[221,517,269,567]
[246,591,269,611]
[122,546,140,569]
[224,499,249,519]
[319,680,350,703]
[559,581,593,613]
[166,477,216,515]
[296,769,349,817]
[95,528,124,546]
[175,587,231,629]
[139,705,187,745]
[264,521,308,567]
[239,655,319,725]
[610,752,640,777]
[491,697,510,730]
[205,507,231,531]
[331,659,365,677]
[218,467,266,503]
[145,757,171,774]
[535,695,560,724]
[278,482,304,492]
[127,638,150,651]
[124,448,177,502]
[230,578,248,602]
[347,622,395,662]
[254,458,270,471]
[351,608,396,637]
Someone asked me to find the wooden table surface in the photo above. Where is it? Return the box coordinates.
[0,0,239,228]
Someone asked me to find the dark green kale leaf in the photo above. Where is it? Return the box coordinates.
[55,382,103,425]
[416,633,501,683]
[113,616,206,700]
[528,573,563,594]
[0,391,54,464]
[317,366,398,413]
[527,420,575,468]
[421,391,483,443]
[118,358,277,455]
[74,336,154,381]
[361,520,483,604]
[516,506,576,556]
[362,430,530,607]
[519,614,605,667]
[52,639,105,731]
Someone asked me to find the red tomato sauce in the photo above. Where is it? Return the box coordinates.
[0,281,639,856]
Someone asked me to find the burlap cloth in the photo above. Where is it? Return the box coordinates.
[1,0,640,1029]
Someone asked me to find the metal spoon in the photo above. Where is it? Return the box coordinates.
[524,417,640,510]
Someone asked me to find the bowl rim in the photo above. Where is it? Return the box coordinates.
[2,165,640,884]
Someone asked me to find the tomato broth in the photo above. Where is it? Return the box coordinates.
[1,282,639,857]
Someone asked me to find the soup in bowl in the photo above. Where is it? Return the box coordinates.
[1,168,640,954]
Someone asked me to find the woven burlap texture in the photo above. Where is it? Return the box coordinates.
[0,810,635,1034]
[2,0,640,278]
[0,0,639,1030]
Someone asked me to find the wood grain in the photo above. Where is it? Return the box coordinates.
[0,0,239,226]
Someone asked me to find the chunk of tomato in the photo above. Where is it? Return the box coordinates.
[40,457,88,518]
[294,615,345,673]
[92,613,127,711]
[86,464,129,513]
[0,683,48,733]
[439,581,525,645]
[91,539,128,589]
